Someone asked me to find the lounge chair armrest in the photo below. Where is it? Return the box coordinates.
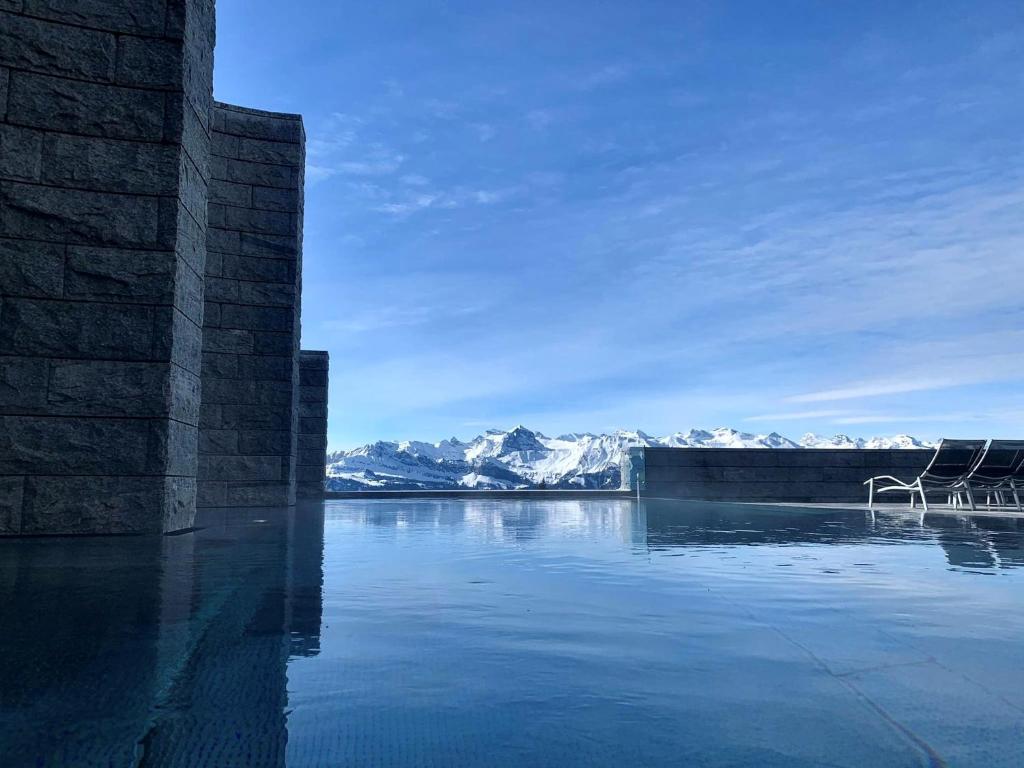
[864,475,906,486]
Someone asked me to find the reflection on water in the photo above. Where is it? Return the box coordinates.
[1,499,1023,767]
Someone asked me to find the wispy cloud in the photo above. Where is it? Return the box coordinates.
[472,123,496,142]
[573,63,631,90]
[746,410,849,422]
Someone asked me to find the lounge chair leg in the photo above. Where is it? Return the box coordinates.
[1012,481,1021,513]
[918,481,928,512]
[867,479,874,509]
[964,483,976,512]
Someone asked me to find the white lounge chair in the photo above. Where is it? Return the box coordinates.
[957,439,1024,512]
[865,439,987,511]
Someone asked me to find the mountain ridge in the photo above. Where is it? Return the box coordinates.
[326,426,934,491]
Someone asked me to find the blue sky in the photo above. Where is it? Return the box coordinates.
[214,1,1024,450]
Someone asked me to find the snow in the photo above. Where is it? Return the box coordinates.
[326,426,935,491]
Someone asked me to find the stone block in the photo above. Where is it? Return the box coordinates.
[235,136,302,165]
[237,354,291,381]
[206,227,240,255]
[0,298,158,358]
[164,306,203,375]
[211,130,239,158]
[201,377,254,404]
[204,328,253,354]
[0,11,117,81]
[209,200,293,236]
[298,433,327,451]
[6,70,164,140]
[216,106,303,143]
[238,429,290,455]
[20,0,167,35]
[0,124,43,180]
[116,35,182,88]
[218,157,294,188]
[19,475,169,534]
[300,385,327,404]
[64,246,177,303]
[255,379,294,405]
[236,281,296,307]
[251,185,300,212]
[222,254,295,282]
[0,181,161,247]
[296,465,324,483]
[202,351,238,379]
[171,198,207,275]
[221,403,290,431]
[253,331,294,355]
[297,448,326,466]
[198,455,281,482]
[199,429,238,455]
[300,351,329,369]
[299,416,327,437]
[209,180,250,207]
[0,238,64,298]
[299,367,328,387]
[202,300,220,327]
[157,418,199,477]
[0,476,23,534]
[240,232,298,258]
[0,415,156,474]
[199,402,221,429]
[224,482,293,507]
[45,360,170,417]
[196,480,227,508]
[204,276,239,302]
[41,134,178,195]
[298,401,327,418]
[219,304,293,332]
[0,356,47,412]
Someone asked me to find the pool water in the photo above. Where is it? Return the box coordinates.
[2,499,1023,767]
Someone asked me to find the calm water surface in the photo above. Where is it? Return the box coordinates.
[2,499,1023,767]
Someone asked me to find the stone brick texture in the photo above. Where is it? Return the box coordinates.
[296,350,328,499]
[0,1,215,534]
[197,102,306,509]
[638,448,934,503]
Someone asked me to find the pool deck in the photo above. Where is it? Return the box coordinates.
[757,501,1024,519]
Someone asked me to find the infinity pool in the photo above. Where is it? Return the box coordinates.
[2,499,1023,767]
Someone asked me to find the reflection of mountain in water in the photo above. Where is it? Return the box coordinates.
[641,499,1024,571]
[0,504,326,768]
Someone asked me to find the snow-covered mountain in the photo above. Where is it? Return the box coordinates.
[326,426,934,491]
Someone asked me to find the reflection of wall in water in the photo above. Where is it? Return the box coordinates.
[0,507,326,765]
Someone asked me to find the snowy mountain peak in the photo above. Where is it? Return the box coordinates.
[327,426,935,491]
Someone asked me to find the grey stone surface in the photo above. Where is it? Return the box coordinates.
[296,351,328,499]
[635,448,934,503]
[1,2,327,533]
[0,2,214,534]
[197,102,305,508]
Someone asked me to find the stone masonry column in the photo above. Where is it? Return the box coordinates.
[297,350,328,499]
[0,1,215,534]
[197,103,305,508]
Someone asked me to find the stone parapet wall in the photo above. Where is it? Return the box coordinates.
[196,102,305,508]
[296,350,328,499]
[637,448,933,503]
[0,0,215,534]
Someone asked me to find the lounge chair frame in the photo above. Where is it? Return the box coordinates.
[865,439,988,512]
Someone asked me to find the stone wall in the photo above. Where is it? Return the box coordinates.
[296,350,328,499]
[197,103,305,508]
[0,1,215,534]
[636,448,933,503]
